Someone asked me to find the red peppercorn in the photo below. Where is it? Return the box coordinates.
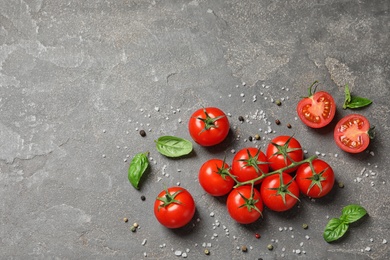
[255,233,261,239]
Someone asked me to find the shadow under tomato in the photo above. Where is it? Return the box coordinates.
[165,208,201,237]
[201,128,236,154]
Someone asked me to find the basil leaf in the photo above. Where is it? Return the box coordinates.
[155,136,193,157]
[128,152,149,189]
[343,84,352,109]
[345,96,372,109]
[323,218,349,243]
[340,204,367,224]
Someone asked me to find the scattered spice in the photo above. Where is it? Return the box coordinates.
[338,182,345,188]
[287,123,292,128]
[238,116,245,122]
[275,119,281,125]
[255,233,261,239]
[204,249,210,255]
[254,134,261,140]
[248,136,253,142]
[139,130,146,137]
[130,226,137,232]
[123,217,128,223]
[275,100,282,106]
[267,244,274,251]
[133,223,139,228]
[302,223,309,229]
[241,245,248,252]
[141,195,146,201]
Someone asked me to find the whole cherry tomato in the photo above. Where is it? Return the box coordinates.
[296,81,336,128]
[266,136,304,173]
[296,159,335,198]
[334,114,374,153]
[226,185,263,224]
[198,159,235,196]
[154,187,195,228]
[260,173,300,212]
[188,107,230,146]
[231,147,269,185]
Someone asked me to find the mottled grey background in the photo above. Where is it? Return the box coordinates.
[0,0,389,259]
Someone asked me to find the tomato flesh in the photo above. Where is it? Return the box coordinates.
[297,91,336,128]
[334,114,371,153]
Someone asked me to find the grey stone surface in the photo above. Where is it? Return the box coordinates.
[0,0,389,259]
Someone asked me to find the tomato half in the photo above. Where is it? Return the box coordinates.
[296,82,336,128]
[226,185,263,224]
[296,159,335,198]
[266,136,303,173]
[334,114,373,153]
[188,107,230,146]
[154,187,195,228]
[198,159,235,196]
[260,173,300,212]
[231,147,269,185]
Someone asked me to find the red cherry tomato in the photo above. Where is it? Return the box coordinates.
[296,81,336,128]
[296,159,335,198]
[334,114,374,153]
[226,186,263,224]
[231,147,269,185]
[198,159,235,196]
[266,136,304,173]
[188,107,230,146]
[260,173,300,212]
[154,187,195,228]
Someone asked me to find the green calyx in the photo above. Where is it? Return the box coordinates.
[307,80,319,97]
[305,164,328,196]
[270,136,302,166]
[237,188,262,216]
[269,174,300,205]
[197,108,225,133]
[157,188,183,210]
[214,157,233,181]
[238,149,268,175]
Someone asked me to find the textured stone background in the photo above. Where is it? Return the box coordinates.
[0,0,389,259]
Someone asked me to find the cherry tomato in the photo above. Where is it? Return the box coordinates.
[198,159,235,196]
[266,136,304,173]
[296,159,335,198]
[334,114,374,153]
[188,107,230,146]
[296,81,336,128]
[260,173,300,212]
[231,147,269,185]
[154,187,195,228]
[226,185,263,224]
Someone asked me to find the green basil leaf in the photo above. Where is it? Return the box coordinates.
[343,84,352,109]
[345,96,372,109]
[155,136,193,157]
[323,218,349,243]
[128,152,149,189]
[340,204,367,224]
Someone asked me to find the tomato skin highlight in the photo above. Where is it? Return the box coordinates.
[260,173,300,212]
[296,159,335,198]
[231,147,269,185]
[188,107,230,146]
[297,90,336,128]
[154,187,196,229]
[334,114,371,153]
[198,159,235,196]
[226,186,263,224]
[266,136,304,173]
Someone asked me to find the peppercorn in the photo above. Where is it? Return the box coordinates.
[338,182,345,188]
[275,100,282,106]
[255,233,261,239]
[130,226,137,232]
[238,116,245,122]
[241,245,248,252]
[248,136,253,142]
[141,195,146,201]
[123,217,128,223]
[204,249,210,255]
[287,123,292,128]
[254,134,261,140]
[267,244,274,251]
[275,119,281,125]
[139,130,146,137]
[302,223,309,229]
[133,222,139,228]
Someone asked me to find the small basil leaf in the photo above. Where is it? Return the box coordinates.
[345,96,372,109]
[128,152,149,189]
[340,204,367,224]
[155,136,193,157]
[343,84,352,109]
[323,218,349,243]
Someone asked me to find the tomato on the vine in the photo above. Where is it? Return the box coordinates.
[188,107,230,146]
[198,159,235,196]
[266,136,304,173]
[260,173,300,212]
[231,147,269,185]
[296,159,335,198]
[226,185,263,224]
[296,81,336,128]
[154,187,195,228]
[334,114,374,153]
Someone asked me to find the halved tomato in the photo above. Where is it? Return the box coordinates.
[334,114,374,153]
[296,81,336,128]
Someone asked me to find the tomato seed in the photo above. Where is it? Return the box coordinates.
[139,130,146,137]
